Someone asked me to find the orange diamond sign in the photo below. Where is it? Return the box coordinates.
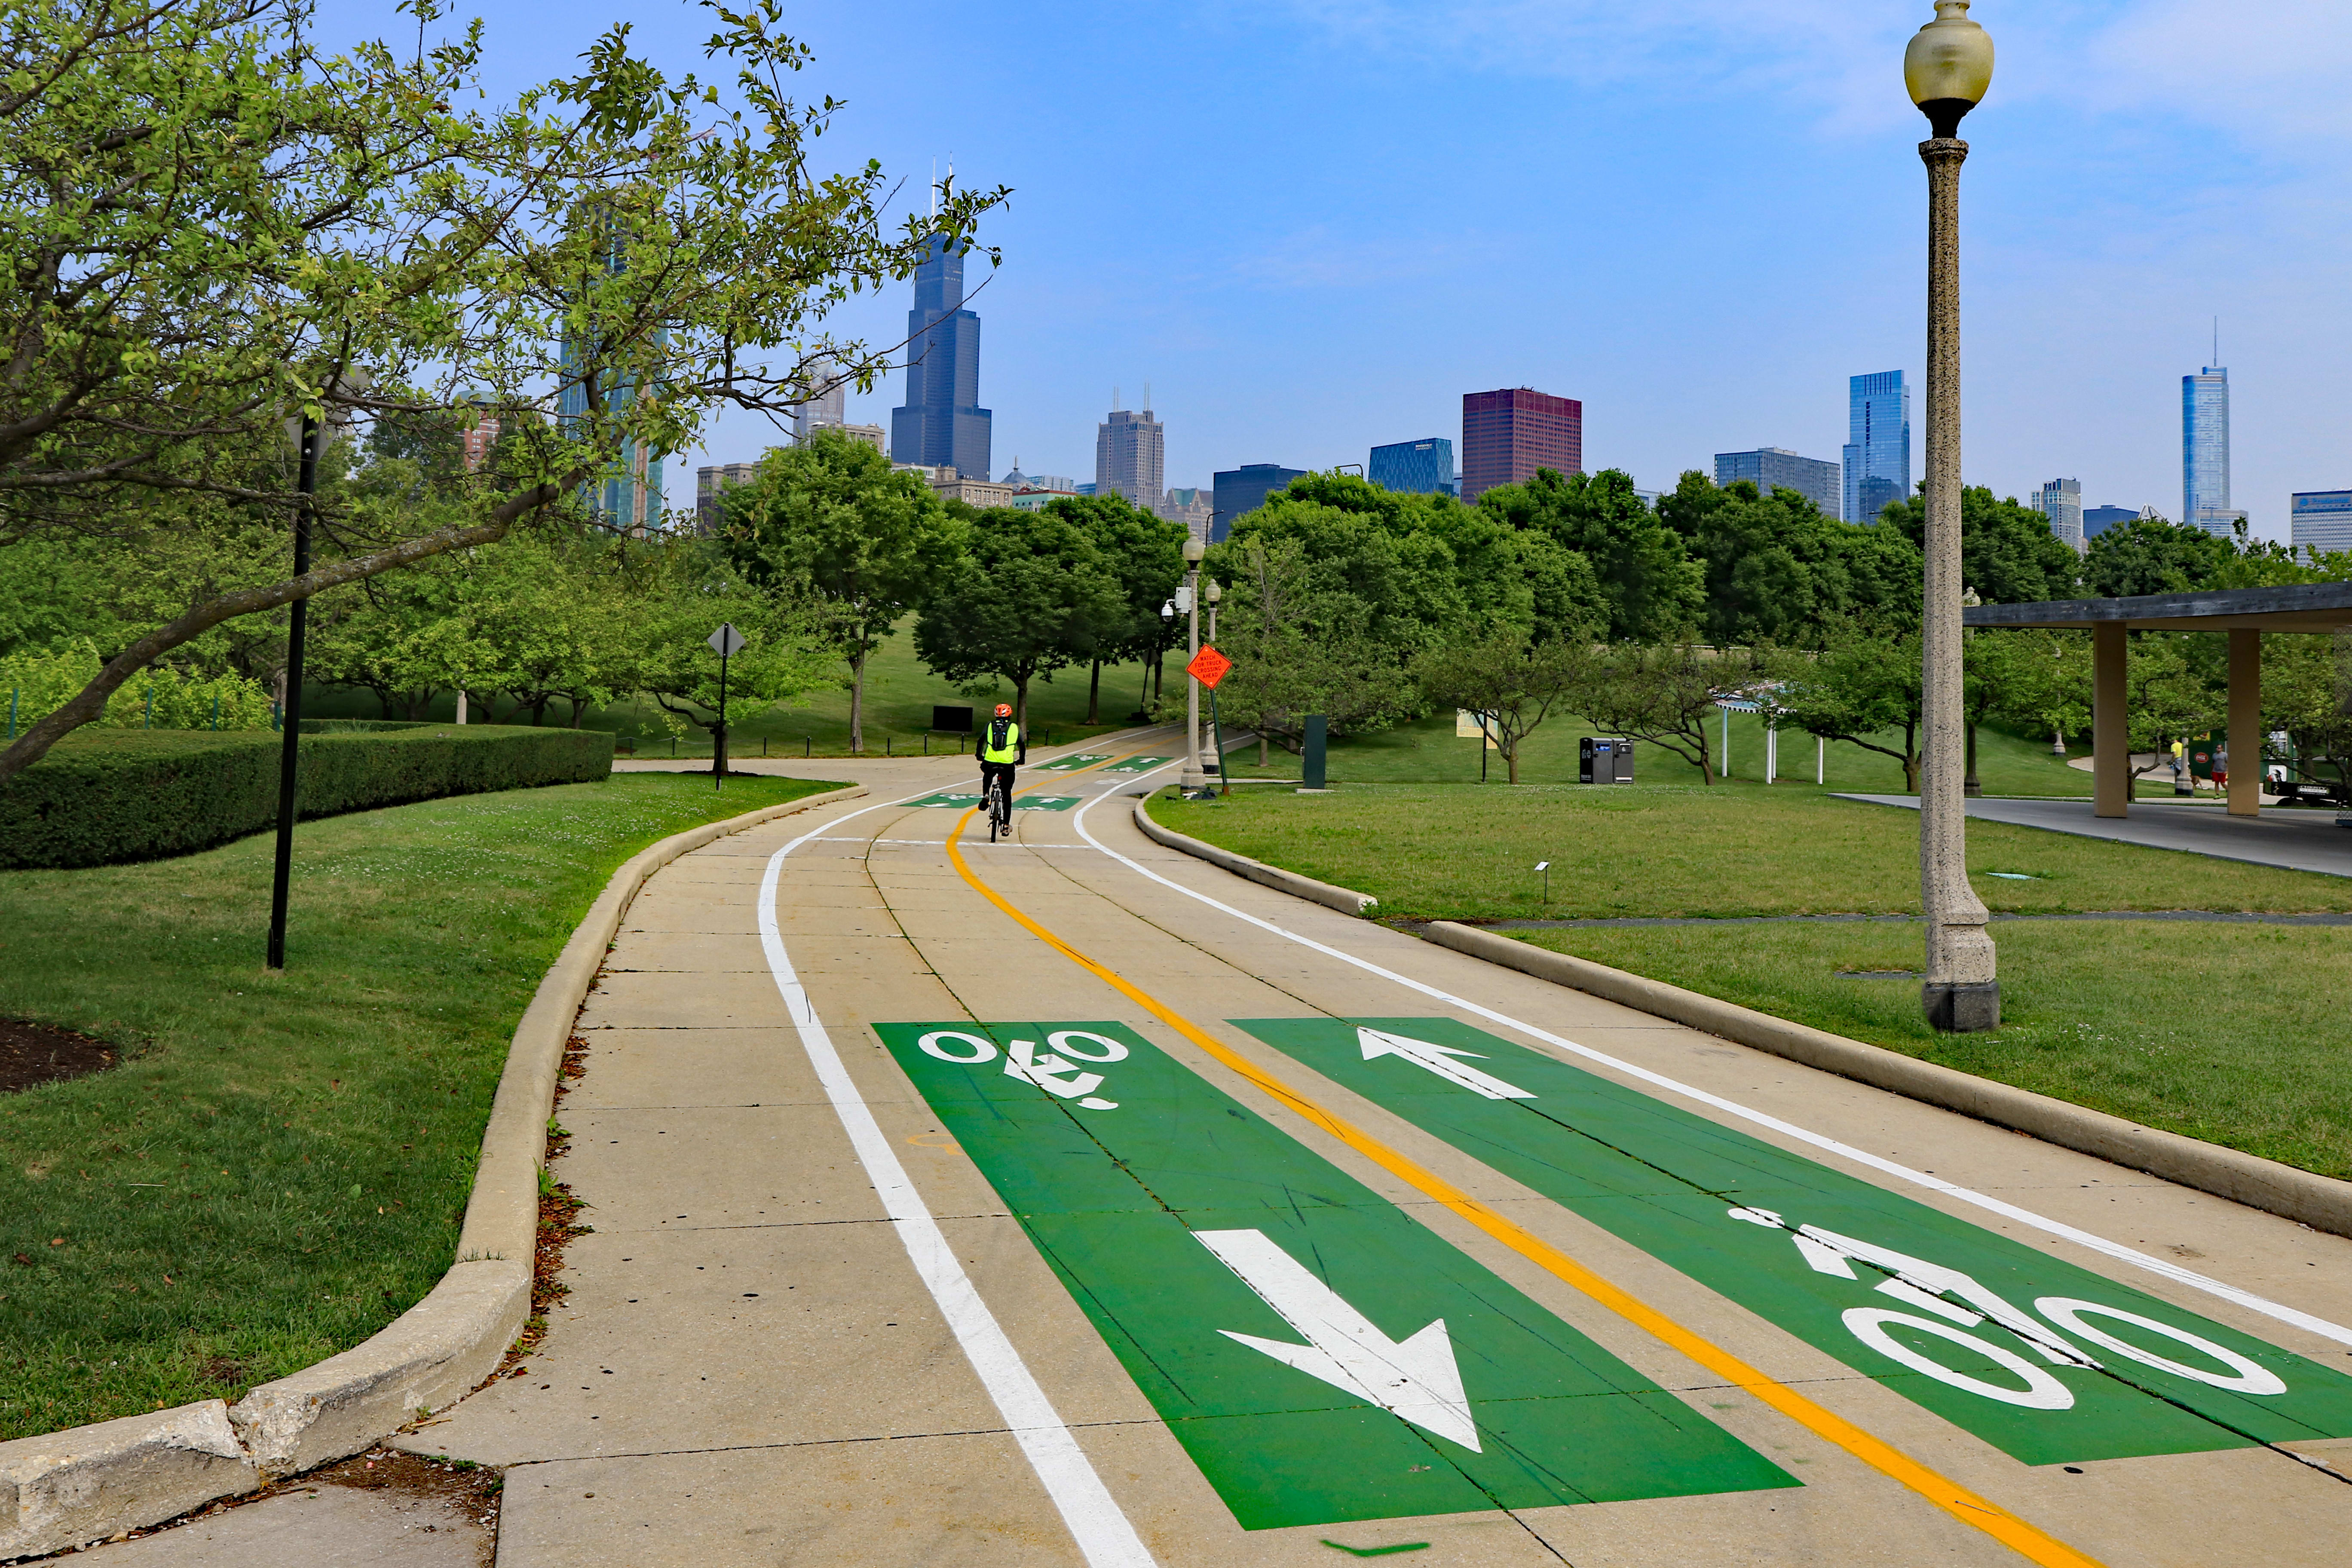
[1185,645,1234,689]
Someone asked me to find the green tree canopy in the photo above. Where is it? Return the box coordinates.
[1207,535,1421,756]
[1483,468,1702,642]
[1656,474,1922,646]
[913,507,1125,726]
[1045,494,1187,723]
[1879,485,2082,606]
[2081,514,2239,598]
[723,429,956,753]
[1415,629,1596,785]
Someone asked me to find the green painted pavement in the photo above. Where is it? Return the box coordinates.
[906,791,1081,812]
[872,1020,1797,1531]
[1233,1017,2352,1467]
[1038,753,1112,771]
[1102,755,1171,773]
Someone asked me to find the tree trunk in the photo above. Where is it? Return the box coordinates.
[1013,674,1029,732]
[1086,659,1100,725]
[848,646,867,755]
[1505,739,1520,784]
[1259,733,1268,766]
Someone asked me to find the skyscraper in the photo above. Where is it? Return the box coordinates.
[1096,405,1165,507]
[1841,371,1910,524]
[2182,365,2241,536]
[697,462,759,535]
[2292,491,2352,559]
[1461,388,1580,502]
[2030,478,2084,552]
[2082,504,2138,542]
[1211,463,1307,542]
[890,236,991,478]
[789,354,847,441]
[556,225,663,532]
[1369,437,1456,496]
[1714,447,1840,517]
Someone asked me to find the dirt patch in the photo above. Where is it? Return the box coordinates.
[490,1030,594,1381]
[0,1018,118,1094]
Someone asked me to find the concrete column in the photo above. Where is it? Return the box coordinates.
[2228,628,2261,818]
[2093,622,2128,818]
[1917,135,1996,1033]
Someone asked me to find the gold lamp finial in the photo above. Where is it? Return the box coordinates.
[1905,0,1994,139]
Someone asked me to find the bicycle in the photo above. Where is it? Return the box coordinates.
[985,772,1013,842]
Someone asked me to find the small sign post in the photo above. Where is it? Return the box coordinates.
[707,623,747,789]
[1186,645,1234,797]
[1535,860,1551,904]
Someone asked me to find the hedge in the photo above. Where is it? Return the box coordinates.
[0,724,614,869]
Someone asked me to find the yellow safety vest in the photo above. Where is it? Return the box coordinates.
[980,719,1021,763]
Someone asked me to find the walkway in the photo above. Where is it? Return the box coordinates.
[1837,793,2352,879]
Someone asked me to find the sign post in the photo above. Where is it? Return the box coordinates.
[707,623,747,789]
[1186,644,1233,798]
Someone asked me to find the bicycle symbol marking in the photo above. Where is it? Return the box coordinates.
[1727,1206,2288,1408]
[917,1028,1126,1110]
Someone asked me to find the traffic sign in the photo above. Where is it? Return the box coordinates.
[871,1020,1795,1529]
[706,622,747,657]
[1186,644,1233,689]
[1233,1017,2352,1466]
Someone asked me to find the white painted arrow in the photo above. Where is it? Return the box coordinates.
[1194,1228,1481,1452]
[1357,1028,1534,1101]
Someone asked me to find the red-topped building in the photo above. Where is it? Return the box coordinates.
[1461,386,1581,502]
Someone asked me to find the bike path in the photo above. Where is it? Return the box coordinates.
[414,743,2352,1565]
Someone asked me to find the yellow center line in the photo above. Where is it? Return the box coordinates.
[939,804,2108,1568]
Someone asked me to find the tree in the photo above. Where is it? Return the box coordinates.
[1580,644,1753,784]
[2121,638,2221,786]
[0,0,1008,782]
[1049,494,1185,724]
[1207,535,1420,760]
[2263,633,2352,801]
[629,550,832,764]
[1415,630,1595,785]
[1771,631,1928,791]
[2082,514,2234,598]
[913,508,1124,726]
[724,429,956,753]
[1486,468,1702,642]
[1880,485,2082,605]
[1658,475,1923,647]
[1968,628,2090,755]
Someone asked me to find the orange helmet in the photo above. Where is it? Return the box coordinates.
[994,703,1012,718]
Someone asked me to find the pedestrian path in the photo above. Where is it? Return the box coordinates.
[1839,793,2352,878]
[392,734,2352,1565]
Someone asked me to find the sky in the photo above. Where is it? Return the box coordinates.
[330,1,2352,542]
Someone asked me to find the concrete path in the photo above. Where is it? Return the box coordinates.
[1838,793,2352,879]
[371,728,2352,1565]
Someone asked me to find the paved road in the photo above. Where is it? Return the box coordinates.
[1838,793,2352,879]
[383,733,2352,1565]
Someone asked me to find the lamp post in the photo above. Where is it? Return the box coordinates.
[1179,536,1208,791]
[1908,0,1998,1032]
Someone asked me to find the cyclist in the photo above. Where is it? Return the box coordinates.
[977,702,1024,815]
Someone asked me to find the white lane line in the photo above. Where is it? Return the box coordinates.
[756,788,1158,1568]
[1067,780,2352,1353]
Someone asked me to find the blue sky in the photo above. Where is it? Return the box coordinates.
[335,2,2352,541]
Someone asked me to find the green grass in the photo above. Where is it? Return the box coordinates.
[0,771,833,1439]
[1206,708,2103,795]
[1147,784,2352,922]
[301,619,1165,759]
[1513,920,2352,1180]
[1148,782,2352,1180]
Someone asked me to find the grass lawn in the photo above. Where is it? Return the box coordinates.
[1147,784,2352,922]
[0,771,833,1440]
[1513,921,2352,1181]
[1206,708,2106,795]
[1147,783,2352,1179]
[302,617,1166,759]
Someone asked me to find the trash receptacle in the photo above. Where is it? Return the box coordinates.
[1612,738,1634,783]
[1579,737,1605,784]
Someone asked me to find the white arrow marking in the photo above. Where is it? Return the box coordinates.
[1357,1028,1534,1101]
[1194,1228,1480,1452]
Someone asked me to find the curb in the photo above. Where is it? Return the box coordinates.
[1421,919,2352,1241]
[1130,797,1376,917]
[0,783,867,1562]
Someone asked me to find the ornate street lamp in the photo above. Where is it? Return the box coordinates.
[1908,1,1998,1031]
[1179,537,1208,791]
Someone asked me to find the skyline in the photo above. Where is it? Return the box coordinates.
[331,2,2352,544]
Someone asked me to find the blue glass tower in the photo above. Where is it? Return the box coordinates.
[557,226,663,532]
[1369,437,1456,496]
[2182,367,2237,536]
[891,236,992,478]
[1841,371,1911,524]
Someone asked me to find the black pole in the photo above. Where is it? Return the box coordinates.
[1209,688,1228,798]
[266,415,322,971]
[714,650,729,789]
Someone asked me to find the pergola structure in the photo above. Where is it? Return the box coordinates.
[1964,582,2352,819]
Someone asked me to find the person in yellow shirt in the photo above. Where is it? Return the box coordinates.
[977,702,1024,811]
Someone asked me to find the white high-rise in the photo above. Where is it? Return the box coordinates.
[1096,400,1165,508]
[2030,478,2084,552]
[790,355,848,441]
